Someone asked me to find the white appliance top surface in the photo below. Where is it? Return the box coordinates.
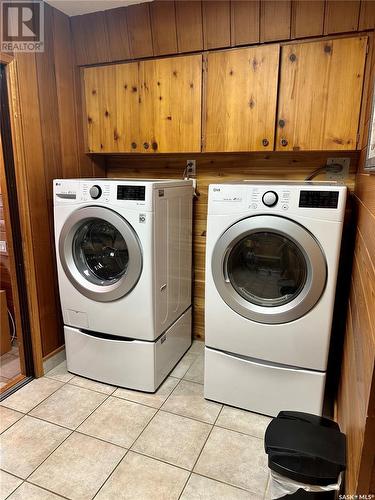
[56,178,191,186]
[212,180,344,187]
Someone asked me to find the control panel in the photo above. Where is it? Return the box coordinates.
[208,183,344,219]
[247,186,291,211]
[117,185,146,201]
[55,180,149,206]
[299,190,339,209]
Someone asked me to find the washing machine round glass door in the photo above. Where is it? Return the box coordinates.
[211,215,327,324]
[59,206,142,302]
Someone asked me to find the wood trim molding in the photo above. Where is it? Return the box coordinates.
[0,52,14,65]
[5,59,44,377]
[0,373,25,394]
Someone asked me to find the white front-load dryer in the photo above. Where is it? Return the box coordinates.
[54,178,193,391]
[204,181,347,416]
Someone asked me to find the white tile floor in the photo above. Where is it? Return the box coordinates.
[0,341,272,500]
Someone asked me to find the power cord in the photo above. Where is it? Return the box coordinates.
[305,163,343,181]
[183,161,198,198]
[8,308,16,342]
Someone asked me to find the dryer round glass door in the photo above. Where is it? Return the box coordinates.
[59,207,142,302]
[211,215,327,324]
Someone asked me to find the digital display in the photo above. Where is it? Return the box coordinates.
[117,185,145,201]
[299,190,339,208]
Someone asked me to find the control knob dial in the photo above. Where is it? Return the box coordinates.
[89,185,102,199]
[262,191,278,207]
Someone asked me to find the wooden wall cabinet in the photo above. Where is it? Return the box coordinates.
[276,36,368,151]
[204,45,279,152]
[84,36,368,154]
[83,54,202,153]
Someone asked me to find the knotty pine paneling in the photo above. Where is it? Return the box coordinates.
[336,36,375,494]
[204,45,279,152]
[106,151,359,341]
[276,37,368,151]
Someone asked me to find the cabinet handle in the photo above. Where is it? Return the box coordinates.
[280,138,288,147]
[131,142,137,149]
[262,139,269,147]
[289,53,297,62]
[151,142,158,151]
[278,119,285,128]
[143,142,149,150]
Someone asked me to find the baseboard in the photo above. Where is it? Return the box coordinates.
[43,345,66,375]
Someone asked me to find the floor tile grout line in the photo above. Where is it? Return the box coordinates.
[111,380,180,410]
[92,377,185,499]
[91,449,130,500]
[177,402,223,500]
[214,423,265,441]
[0,375,73,435]
[22,386,115,491]
[0,410,25,436]
[157,406,221,426]
[2,456,257,500]
[2,351,269,500]
[5,479,71,500]
[191,471,260,496]
[130,376,184,449]
[0,469,25,482]
[64,376,117,396]
[1,376,69,416]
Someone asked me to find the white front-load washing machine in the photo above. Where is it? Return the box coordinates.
[54,178,193,391]
[204,181,347,416]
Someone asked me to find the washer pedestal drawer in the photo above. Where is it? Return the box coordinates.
[64,307,191,392]
[204,347,325,417]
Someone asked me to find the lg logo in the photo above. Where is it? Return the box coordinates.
[1,1,44,52]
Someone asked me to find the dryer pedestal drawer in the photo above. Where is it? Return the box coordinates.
[64,307,191,392]
[204,347,325,417]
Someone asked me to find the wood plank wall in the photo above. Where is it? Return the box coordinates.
[106,151,359,339]
[336,37,375,494]
[9,4,104,357]
[70,0,375,66]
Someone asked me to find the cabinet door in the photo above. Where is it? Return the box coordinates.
[139,54,202,153]
[204,45,279,152]
[276,36,367,151]
[83,62,140,152]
